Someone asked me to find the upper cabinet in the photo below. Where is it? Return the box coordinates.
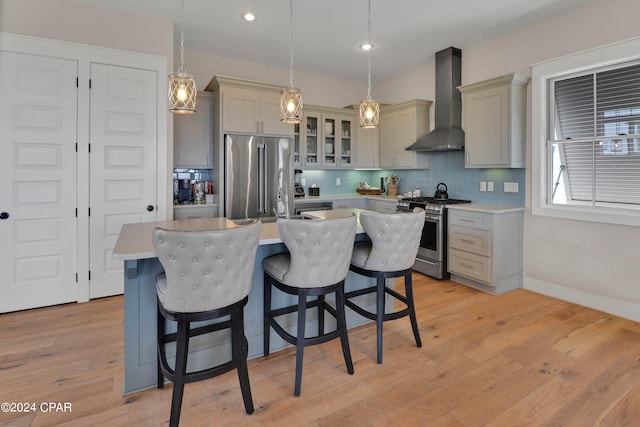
[355,123,379,169]
[294,105,355,169]
[379,100,432,169]
[206,76,293,137]
[458,73,530,168]
[174,91,213,169]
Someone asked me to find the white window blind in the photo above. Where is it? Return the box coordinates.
[551,62,640,207]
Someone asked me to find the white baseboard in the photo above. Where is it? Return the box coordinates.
[524,277,640,322]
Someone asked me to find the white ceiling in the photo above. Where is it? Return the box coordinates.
[69,0,592,81]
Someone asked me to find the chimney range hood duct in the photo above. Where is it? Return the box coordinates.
[407,47,464,152]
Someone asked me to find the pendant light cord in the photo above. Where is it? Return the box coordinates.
[367,0,372,100]
[178,0,186,74]
[289,0,295,88]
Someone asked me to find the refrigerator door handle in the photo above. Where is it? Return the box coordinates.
[258,141,266,214]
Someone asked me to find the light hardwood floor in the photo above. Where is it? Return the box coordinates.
[2,273,640,426]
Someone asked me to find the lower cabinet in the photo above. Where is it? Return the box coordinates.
[174,204,218,219]
[447,206,523,295]
[363,198,397,214]
[332,198,366,209]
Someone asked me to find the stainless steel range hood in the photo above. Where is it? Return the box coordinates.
[407,47,464,152]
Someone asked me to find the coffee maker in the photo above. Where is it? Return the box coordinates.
[177,179,192,204]
[294,169,305,198]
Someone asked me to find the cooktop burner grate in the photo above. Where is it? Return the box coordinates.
[401,196,472,205]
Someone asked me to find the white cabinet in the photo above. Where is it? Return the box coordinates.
[363,198,397,214]
[447,206,524,295]
[379,100,432,169]
[355,124,379,168]
[295,105,355,168]
[174,92,212,168]
[174,204,218,219]
[458,73,530,168]
[332,198,366,209]
[208,76,293,136]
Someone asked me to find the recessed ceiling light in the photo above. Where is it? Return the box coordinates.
[359,42,374,51]
[243,12,256,22]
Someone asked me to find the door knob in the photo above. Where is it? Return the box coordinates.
[0,212,9,220]
[146,205,154,212]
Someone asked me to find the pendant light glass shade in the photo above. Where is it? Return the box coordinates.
[359,98,379,128]
[280,0,302,124]
[169,0,196,114]
[169,71,197,114]
[359,0,379,128]
[281,87,303,124]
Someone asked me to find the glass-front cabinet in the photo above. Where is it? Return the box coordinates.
[294,106,355,168]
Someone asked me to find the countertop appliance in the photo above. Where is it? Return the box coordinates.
[294,169,305,198]
[396,195,471,279]
[434,182,449,200]
[224,134,293,221]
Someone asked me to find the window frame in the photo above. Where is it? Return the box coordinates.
[532,36,640,227]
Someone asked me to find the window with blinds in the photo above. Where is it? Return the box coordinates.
[550,62,640,207]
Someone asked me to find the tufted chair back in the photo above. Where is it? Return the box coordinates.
[276,214,357,288]
[152,221,261,313]
[356,208,425,272]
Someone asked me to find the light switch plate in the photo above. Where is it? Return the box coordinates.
[504,182,519,193]
[480,181,487,192]
[487,182,494,192]
[336,178,341,185]
[301,178,306,186]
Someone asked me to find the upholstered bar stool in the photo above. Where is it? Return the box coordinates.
[345,208,425,364]
[152,220,261,427]
[263,214,357,396]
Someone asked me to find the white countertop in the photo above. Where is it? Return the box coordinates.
[113,210,369,261]
[447,203,525,214]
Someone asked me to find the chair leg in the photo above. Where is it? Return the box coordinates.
[335,286,354,375]
[157,304,165,389]
[263,272,272,357]
[294,294,307,396]
[169,318,190,427]
[376,274,386,364]
[405,273,422,348]
[317,294,325,336]
[232,308,254,415]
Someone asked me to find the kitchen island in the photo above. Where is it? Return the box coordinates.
[113,210,376,395]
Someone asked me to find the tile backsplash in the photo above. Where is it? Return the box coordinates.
[299,151,525,206]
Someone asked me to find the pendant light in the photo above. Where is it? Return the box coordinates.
[280,0,303,124]
[359,0,379,128]
[169,0,197,114]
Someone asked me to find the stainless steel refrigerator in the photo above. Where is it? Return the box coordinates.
[224,134,294,221]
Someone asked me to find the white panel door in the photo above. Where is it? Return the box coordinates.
[0,52,78,313]
[89,63,158,298]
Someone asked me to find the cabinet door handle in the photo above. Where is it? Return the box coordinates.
[146,205,155,212]
[460,238,475,244]
[0,212,9,220]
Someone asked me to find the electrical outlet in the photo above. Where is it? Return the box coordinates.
[504,182,519,193]
[336,178,341,185]
[301,178,306,186]
[487,182,494,192]
[480,181,487,192]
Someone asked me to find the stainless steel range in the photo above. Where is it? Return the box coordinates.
[396,196,471,279]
